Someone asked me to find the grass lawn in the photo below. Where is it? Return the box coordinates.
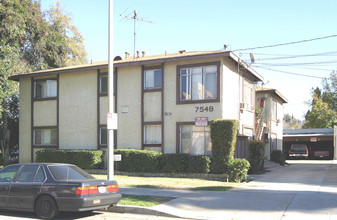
[118,195,173,207]
[92,174,241,191]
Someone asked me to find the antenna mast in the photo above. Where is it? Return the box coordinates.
[120,10,154,59]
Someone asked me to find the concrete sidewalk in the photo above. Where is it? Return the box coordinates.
[109,160,337,220]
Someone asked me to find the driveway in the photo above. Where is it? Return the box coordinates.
[151,160,337,220]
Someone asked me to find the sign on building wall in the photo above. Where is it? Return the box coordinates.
[195,117,208,127]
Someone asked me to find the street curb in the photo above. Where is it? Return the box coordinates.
[105,205,184,218]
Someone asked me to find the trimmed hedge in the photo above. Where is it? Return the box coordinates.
[35,150,103,169]
[114,149,211,174]
[159,154,210,173]
[210,119,239,174]
[114,149,161,173]
[248,140,265,174]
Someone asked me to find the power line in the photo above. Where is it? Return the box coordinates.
[254,66,327,79]
[233,35,337,52]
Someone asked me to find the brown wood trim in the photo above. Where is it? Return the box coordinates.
[144,121,162,125]
[97,70,100,149]
[56,74,59,149]
[31,78,34,162]
[144,88,162,93]
[141,65,145,149]
[143,144,162,147]
[176,61,221,105]
[33,97,58,102]
[161,63,164,153]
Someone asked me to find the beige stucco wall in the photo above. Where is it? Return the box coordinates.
[59,70,97,149]
[100,96,108,124]
[33,100,57,126]
[144,92,161,122]
[162,58,224,154]
[19,78,32,163]
[116,66,142,149]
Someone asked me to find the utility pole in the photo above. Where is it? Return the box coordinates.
[107,0,114,180]
[120,10,154,59]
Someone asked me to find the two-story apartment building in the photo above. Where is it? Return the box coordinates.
[10,50,286,162]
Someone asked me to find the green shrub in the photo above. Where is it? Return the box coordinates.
[35,150,103,169]
[210,119,239,174]
[271,150,286,165]
[114,149,161,173]
[227,158,250,182]
[248,141,265,174]
[159,154,189,173]
[187,155,211,173]
[159,154,211,173]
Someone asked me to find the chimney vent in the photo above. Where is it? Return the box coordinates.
[136,50,140,58]
[179,50,185,54]
[125,52,130,59]
[142,51,146,57]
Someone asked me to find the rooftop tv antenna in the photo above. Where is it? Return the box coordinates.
[120,9,154,59]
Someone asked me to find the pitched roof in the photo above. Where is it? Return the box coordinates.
[9,50,264,82]
[256,88,288,103]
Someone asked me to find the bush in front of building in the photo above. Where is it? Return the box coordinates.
[248,140,265,174]
[227,158,250,182]
[210,119,239,174]
[35,149,104,169]
[114,149,161,173]
[271,150,286,165]
[158,154,210,173]
[114,149,211,174]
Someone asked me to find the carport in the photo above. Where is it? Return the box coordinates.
[283,128,337,160]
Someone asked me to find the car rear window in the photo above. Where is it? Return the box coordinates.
[48,165,95,181]
[291,145,307,150]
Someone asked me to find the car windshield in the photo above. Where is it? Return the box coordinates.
[48,165,95,181]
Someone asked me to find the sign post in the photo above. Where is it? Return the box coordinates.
[107,0,114,180]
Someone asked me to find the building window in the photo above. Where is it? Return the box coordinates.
[100,127,107,145]
[144,69,162,89]
[144,125,161,144]
[99,74,108,94]
[179,125,211,156]
[178,63,219,103]
[33,128,57,146]
[34,79,57,99]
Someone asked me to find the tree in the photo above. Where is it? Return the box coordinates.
[283,114,302,129]
[0,0,87,164]
[303,87,337,128]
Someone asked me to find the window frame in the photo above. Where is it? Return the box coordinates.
[143,123,162,146]
[176,122,212,156]
[99,126,108,146]
[33,126,58,147]
[33,78,58,100]
[99,73,108,95]
[176,61,220,104]
[143,65,163,92]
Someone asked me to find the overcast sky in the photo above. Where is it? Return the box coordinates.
[40,0,337,120]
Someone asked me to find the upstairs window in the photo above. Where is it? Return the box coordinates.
[100,74,108,94]
[178,62,219,103]
[34,79,57,99]
[144,69,162,90]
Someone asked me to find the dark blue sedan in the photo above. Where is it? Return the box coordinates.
[0,163,122,219]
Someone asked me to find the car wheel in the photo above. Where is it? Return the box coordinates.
[35,195,59,219]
